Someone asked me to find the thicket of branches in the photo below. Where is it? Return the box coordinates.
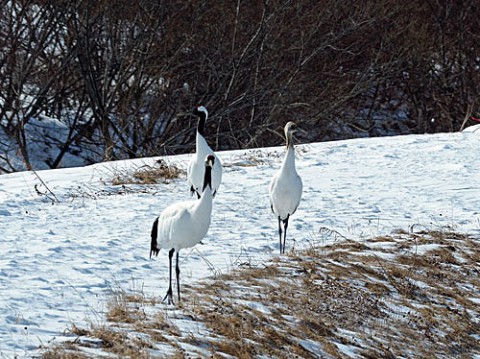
[0,0,479,171]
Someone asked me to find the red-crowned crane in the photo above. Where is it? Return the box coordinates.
[269,122,303,254]
[150,155,215,304]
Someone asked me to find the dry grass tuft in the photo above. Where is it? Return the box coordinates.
[111,159,185,185]
[105,290,148,324]
[42,346,90,359]
[90,325,153,357]
[67,324,90,336]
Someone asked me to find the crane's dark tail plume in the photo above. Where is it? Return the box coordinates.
[150,217,160,258]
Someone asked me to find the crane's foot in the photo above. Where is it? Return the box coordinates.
[163,287,174,305]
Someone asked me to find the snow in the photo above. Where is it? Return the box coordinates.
[0,129,479,357]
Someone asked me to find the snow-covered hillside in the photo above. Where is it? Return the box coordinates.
[0,127,479,357]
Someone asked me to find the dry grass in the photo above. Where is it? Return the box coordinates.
[42,289,182,358]
[43,230,480,358]
[186,230,480,358]
[224,149,285,168]
[111,159,185,185]
[42,347,90,359]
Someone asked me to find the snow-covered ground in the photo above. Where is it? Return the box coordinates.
[0,126,479,357]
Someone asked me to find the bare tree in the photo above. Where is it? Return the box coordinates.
[1,0,479,173]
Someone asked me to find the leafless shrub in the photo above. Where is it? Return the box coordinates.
[1,0,479,172]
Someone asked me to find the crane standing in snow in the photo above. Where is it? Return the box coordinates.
[269,122,303,254]
[187,106,222,198]
[150,155,216,304]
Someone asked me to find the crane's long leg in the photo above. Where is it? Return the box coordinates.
[278,217,283,254]
[282,215,290,254]
[175,251,181,302]
[163,248,175,304]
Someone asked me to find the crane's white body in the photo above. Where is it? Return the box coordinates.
[269,146,303,220]
[269,122,303,253]
[187,106,222,197]
[154,192,212,252]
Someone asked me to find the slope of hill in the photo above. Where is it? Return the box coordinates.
[0,128,478,358]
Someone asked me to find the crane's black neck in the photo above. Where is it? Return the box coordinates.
[197,114,206,137]
[202,165,212,193]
